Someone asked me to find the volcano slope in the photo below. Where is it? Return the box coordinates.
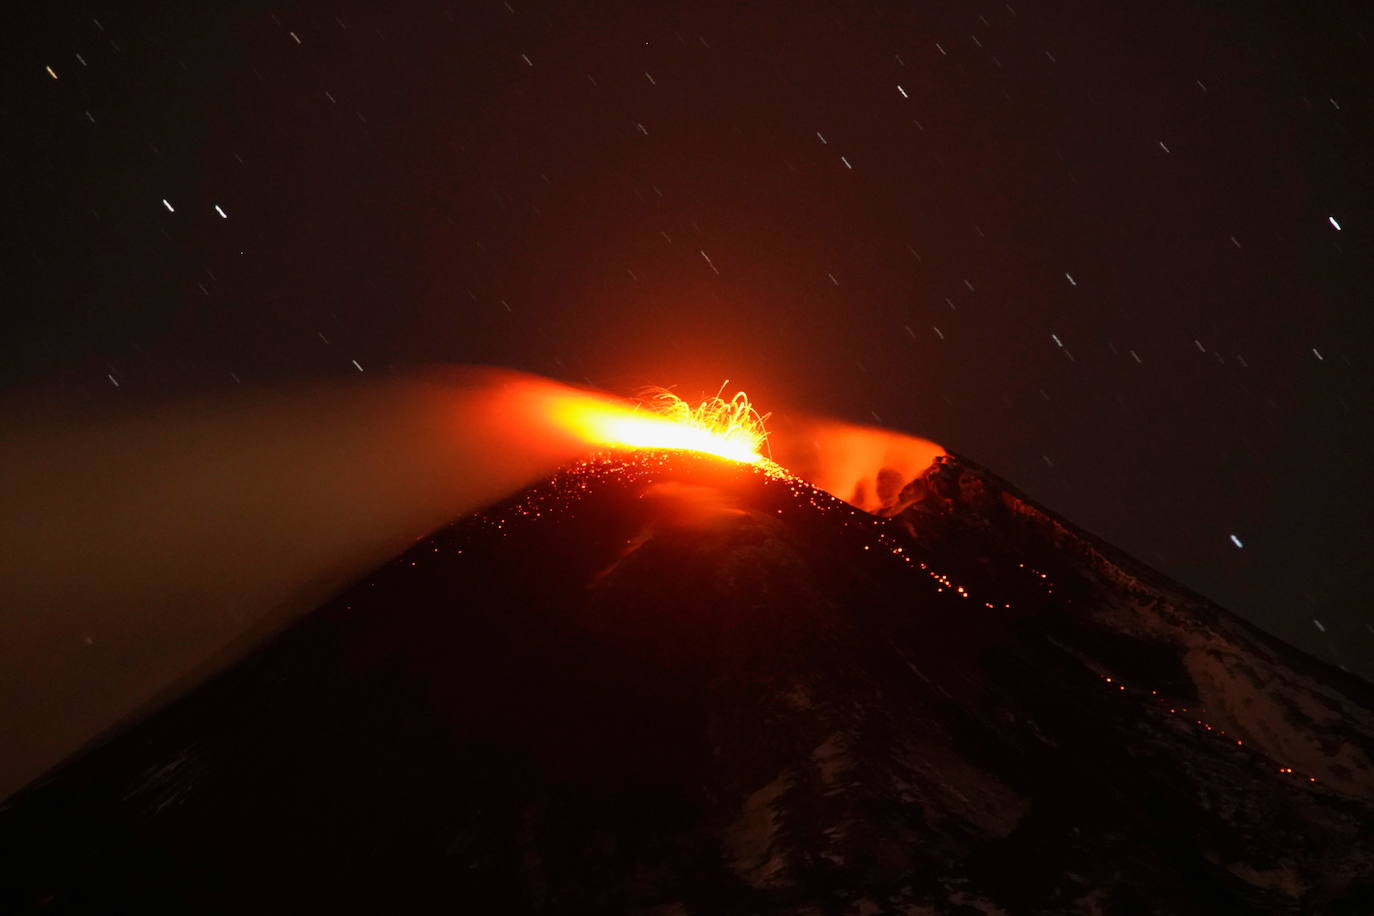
[2,450,1372,914]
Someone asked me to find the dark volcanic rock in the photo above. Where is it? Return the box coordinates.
[2,451,1371,914]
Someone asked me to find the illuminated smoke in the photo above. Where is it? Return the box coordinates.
[768,417,945,514]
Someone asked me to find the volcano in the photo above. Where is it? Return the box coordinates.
[3,450,1372,914]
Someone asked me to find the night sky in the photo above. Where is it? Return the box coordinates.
[8,2,1373,677]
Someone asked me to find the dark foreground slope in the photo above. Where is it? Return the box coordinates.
[2,451,1372,914]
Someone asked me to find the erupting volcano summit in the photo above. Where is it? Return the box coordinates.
[2,439,1372,913]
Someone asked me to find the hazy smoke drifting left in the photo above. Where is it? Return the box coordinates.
[0,368,605,800]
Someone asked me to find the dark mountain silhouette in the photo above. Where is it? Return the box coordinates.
[3,450,1372,914]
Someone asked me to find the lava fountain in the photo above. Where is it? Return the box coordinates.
[494,377,778,469]
[489,373,945,509]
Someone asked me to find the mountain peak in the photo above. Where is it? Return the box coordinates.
[3,449,1371,913]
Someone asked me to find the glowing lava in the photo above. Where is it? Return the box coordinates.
[544,383,773,466]
[484,370,943,506]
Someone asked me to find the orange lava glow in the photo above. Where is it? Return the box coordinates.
[502,378,773,466]
[482,371,945,510]
[638,384,773,463]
